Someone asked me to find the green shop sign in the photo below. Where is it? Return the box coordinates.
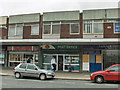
[53,45,80,50]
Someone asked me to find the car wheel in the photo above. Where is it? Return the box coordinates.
[95,76,104,83]
[39,74,46,80]
[15,72,21,79]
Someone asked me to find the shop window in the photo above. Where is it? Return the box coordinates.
[10,54,21,62]
[43,55,56,70]
[0,52,4,64]
[35,54,38,62]
[31,24,39,35]
[64,54,79,72]
[103,50,120,69]
[70,24,79,34]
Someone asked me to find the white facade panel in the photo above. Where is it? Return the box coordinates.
[0,16,7,25]
[83,34,103,39]
[83,9,105,20]
[42,35,60,39]
[43,11,80,21]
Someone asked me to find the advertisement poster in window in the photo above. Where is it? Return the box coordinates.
[0,53,4,64]
[114,23,120,33]
[82,55,89,71]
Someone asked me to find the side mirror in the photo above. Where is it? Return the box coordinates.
[106,69,110,72]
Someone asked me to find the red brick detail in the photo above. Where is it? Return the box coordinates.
[60,13,83,38]
[23,15,42,39]
[23,26,41,39]
[0,18,8,39]
[0,28,8,39]
[104,23,120,38]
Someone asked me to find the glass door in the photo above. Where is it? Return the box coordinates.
[58,55,63,71]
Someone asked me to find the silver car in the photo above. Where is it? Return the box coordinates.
[13,63,55,80]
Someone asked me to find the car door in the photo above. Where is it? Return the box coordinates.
[105,66,120,81]
[18,63,28,76]
[26,64,39,77]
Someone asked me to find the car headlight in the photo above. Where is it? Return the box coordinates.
[47,72,52,75]
[91,74,94,76]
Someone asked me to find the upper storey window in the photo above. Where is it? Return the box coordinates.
[24,24,39,35]
[43,21,60,35]
[61,20,80,34]
[83,20,103,34]
[8,24,23,36]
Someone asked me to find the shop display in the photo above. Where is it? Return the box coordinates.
[64,55,80,72]
[0,52,4,64]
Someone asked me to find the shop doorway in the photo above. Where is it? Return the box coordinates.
[58,56,63,71]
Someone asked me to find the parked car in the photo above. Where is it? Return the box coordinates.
[90,64,120,83]
[13,63,55,80]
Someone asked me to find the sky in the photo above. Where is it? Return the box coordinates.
[0,0,119,16]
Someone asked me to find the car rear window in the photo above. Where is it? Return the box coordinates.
[19,64,27,69]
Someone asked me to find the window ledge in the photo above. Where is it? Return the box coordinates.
[70,33,80,35]
[83,33,103,35]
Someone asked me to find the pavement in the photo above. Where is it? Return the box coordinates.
[0,66,91,80]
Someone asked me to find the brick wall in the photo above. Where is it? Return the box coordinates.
[104,23,120,38]
[0,28,8,39]
[60,13,83,39]
[23,15,42,39]
[0,18,8,39]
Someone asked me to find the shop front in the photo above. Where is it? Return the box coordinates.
[0,50,5,66]
[7,46,39,67]
[42,44,119,72]
[42,45,82,72]
[43,54,80,72]
[83,44,120,72]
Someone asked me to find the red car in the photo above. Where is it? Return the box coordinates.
[90,64,120,83]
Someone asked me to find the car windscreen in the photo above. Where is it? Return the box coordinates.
[104,66,111,71]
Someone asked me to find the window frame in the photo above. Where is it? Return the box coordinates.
[43,21,61,35]
[27,64,37,70]
[31,24,40,35]
[114,21,120,34]
[70,23,80,35]
[83,20,104,34]
[19,64,27,69]
[8,24,23,36]
[109,66,120,72]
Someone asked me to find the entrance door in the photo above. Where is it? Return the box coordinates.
[90,55,102,72]
[58,56,63,71]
